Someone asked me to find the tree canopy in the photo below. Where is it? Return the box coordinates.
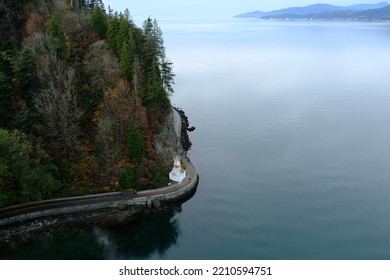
[0,0,176,207]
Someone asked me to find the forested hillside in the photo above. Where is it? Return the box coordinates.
[0,0,176,207]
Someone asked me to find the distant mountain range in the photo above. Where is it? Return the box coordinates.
[234,2,390,20]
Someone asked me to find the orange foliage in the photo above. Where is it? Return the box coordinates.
[26,13,46,35]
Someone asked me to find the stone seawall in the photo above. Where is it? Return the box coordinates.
[0,107,198,228]
[0,173,198,227]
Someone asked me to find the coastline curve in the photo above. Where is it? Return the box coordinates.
[0,107,198,227]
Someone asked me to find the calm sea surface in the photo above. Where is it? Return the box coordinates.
[3,19,390,260]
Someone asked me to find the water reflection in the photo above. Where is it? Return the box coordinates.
[0,206,182,260]
[93,206,182,260]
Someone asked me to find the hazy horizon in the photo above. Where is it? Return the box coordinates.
[102,0,388,19]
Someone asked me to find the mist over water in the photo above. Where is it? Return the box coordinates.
[166,19,390,260]
[3,19,390,259]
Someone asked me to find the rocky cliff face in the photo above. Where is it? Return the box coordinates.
[154,109,181,167]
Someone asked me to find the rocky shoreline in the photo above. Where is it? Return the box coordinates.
[174,107,194,152]
[0,206,144,246]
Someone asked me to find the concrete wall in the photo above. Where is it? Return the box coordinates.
[0,175,198,227]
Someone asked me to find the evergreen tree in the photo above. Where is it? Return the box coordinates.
[146,58,166,110]
[48,13,69,60]
[142,17,157,72]
[119,166,137,190]
[107,5,113,17]
[161,58,175,94]
[120,33,136,81]
[0,129,61,207]
[143,17,153,37]
[0,51,14,128]
[116,16,131,56]
[15,48,38,108]
[152,18,165,62]
[14,48,39,132]
[126,120,145,165]
[106,15,120,51]
[124,8,131,21]
[88,5,108,38]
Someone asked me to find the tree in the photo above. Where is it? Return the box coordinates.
[0,129,61,207]
[106,15,119,51]
[116,16,132,55]
[152,18,165,62]
[119,166,136,190]
[161,58,175,94]
[107,5,113,17]
[34,54,83,159]
[68,0,86,10]
[83,40,120,129]
[142,17,165,65]
[14,48,39,108]
[83,40,120,92]
[0,51,14,128]
[88,5,108,38]
[119,32,136,81]
[48,13,70,60]
[141,17,173,99]
[126,120,145,165]
[145,58,168,110]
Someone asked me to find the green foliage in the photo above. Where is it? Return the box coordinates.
[117,17,132,55]
[13,48,39,132]
[13,104,34,133]
[119,34,136,80]
[161,59,175,94]
[0,51,15,128]
[48,13,69,60]
[14,48,39,108]
[106,16,120,51]
[146,59,167,110]
[119,166,136,190]
[88,6,108,38]
[0,129,61,207]
[0,1,177,206]
[126,120,145,165]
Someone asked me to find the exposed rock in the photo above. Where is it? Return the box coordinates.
[174,107,192,152]
[153,109,178,167]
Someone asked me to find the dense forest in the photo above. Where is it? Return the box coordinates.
[0,0,176,207]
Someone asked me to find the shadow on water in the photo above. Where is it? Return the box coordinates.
[0,205,182,260]
[0,183,198,260]
[94,206,183,260]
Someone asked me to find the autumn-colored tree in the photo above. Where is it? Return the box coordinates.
[61,10,96,61]
[83,40,120,119]
[34,54,83,159]
[0,0,178,202]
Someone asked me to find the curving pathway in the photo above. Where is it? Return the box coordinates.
[0,108,198,226]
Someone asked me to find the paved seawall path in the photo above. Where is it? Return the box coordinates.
[0,108,198,227]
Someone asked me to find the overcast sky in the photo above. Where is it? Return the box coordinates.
[103,0,387,18]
